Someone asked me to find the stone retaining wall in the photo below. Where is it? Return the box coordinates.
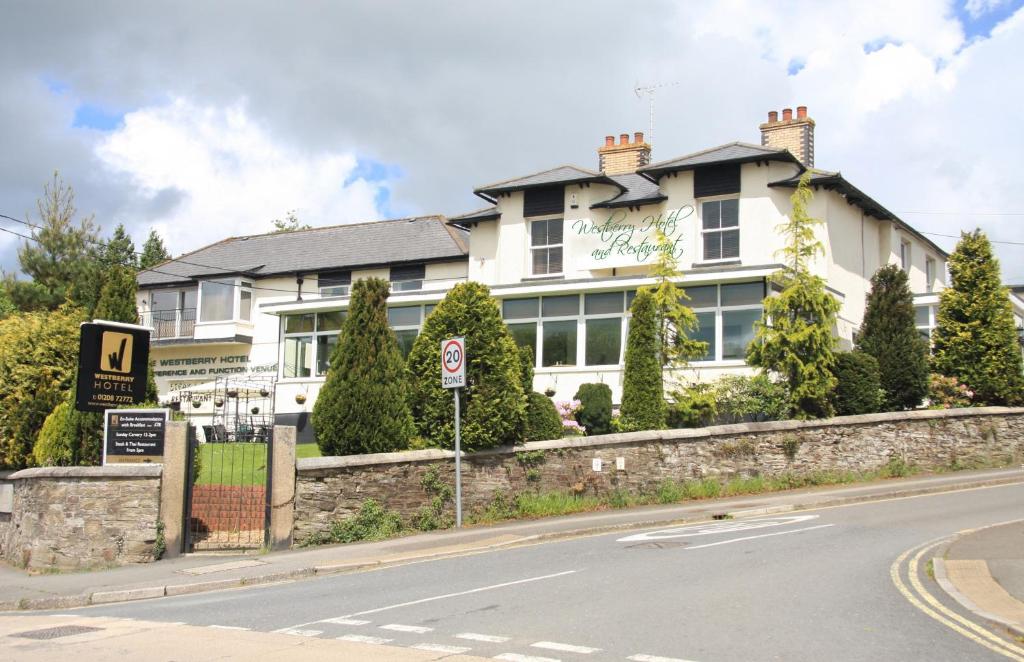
[293,407,1024,543]
[1,465,162,571]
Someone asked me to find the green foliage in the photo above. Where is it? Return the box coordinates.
[781,436,801,460]
[0,286,14,320]
[517,343,535,394]
[0,306,84,469]
[712,374,789,423]
[139,230,171,270]
[648,229,707,369]
[271,209,312,233]
[856,264,929,410]
[748,172,839,419]
[103,224,137,270]
[931,230,1024,405]
[153,521,166,560]
[406,281,525,451]
[574,383,613,435]
[831,351,883,415]
[413,466,454,531]
[927,373,974,409]
[301,499,404,546]
[313,277,413,455]
[667,384,717,428]
[94,265,139,323]
[524,392,563,442]
[33,400,75,466]
[620,288,666,430]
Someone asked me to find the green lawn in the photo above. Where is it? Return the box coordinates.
[195,443,268,486]
[296,443,321,459]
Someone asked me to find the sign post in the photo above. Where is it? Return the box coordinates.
[441,337,465,528]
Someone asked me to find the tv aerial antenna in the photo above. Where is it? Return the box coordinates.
[634,80,679,157]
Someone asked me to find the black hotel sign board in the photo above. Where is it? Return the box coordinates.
[104,409,167,464]
[75,321,151,412]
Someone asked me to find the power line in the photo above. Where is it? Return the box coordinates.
[919,230,1024,247]
[898,211,1024,216]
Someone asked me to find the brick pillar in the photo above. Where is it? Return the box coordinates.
[269,425,297,550]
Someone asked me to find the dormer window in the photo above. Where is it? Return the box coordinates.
[391,264,425,292]
[319,270,351,297]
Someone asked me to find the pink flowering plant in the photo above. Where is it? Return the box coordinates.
[555,399,586,435]
[927,374,974,409]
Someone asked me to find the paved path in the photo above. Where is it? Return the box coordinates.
[6,480,1022,662]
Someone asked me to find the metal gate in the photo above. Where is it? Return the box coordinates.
[184,422,273,552]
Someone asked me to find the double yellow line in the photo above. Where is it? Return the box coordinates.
[890,534,1024,660]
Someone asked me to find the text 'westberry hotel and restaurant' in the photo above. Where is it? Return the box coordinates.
[136,107,1024,442]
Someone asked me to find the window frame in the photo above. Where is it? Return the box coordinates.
[687,282,765,365]
[318,271,352,298]
[389,305,424,357]
[196,278,253,324]
[529,217,564,277]
[699,196,741,263]
[900,239,912,273]
[925,257,936,293]
[279,311,346,380]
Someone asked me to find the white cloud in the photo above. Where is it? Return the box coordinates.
[966,0,1011,19]
[94,98,389,255]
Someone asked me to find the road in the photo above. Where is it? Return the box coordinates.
[8,482,1024,661]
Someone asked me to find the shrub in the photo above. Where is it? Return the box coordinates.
[302,499,404,546]
[667,384,717,428]
[927,374,973,409]
[517,344,535,394]
[856,265,929,410]
[524,392,563,442]
[406,282,525,451]
[312,277,414,455]
[832,351,883,415]
[574,383,613,435]
[932,230,1024,405]
[620,288,666,430]
[713,374,789,423]
[555,400,585,435]
[33,400,75,466]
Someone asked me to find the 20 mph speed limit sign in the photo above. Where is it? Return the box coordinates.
[441,337,466,389]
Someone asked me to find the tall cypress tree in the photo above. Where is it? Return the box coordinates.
[748,172,839,419]
[104,224,137,270]
[312,277,414,455]
[139,230,171,270]
[932,230,1023,405]
[856,264,929,410]
[620,288,666,430]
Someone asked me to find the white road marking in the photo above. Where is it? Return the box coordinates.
[628,655,699,662]
[380,623,433,633]
[685,524,834,549]
[494,654,561,662]
[618,515,820,542]
[208,625,250,631]
[321,617,371,626]
[413,643,473,654]
[280,628,323,637]
[531,640,600,654]
[457,632,512,643]
[337,634,393,645]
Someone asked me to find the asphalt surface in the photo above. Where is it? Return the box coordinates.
[48,481,1024,662]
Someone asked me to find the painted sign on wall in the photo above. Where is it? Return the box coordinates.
[571,206,693,270]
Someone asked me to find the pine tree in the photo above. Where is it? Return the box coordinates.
[649,229,707,371]
[620,288,666,430]
[406,282,525,451]
[932,230,1023,405]
[139,230,171,270]
[856,265,929,410]
[312,278,414,455]
[748,172,840,419]
[104,224,137,270]
[94,265,139,323]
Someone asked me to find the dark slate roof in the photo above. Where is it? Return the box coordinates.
[447,206,501,228]
[474,165,625,201]
[137,216,469,287]
[768,170,949,258]
[639,141,799,180]
[591,173,667,209]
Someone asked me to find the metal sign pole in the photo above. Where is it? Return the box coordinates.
[454,387,462,528]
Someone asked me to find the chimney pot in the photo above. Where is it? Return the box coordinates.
[634,131,644,144]
[605,135,615,146]
[768,110,778,123]
[797,105,807,119]
[782,108,793,121]
[619,133,629,145]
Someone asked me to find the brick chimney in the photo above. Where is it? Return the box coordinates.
[759,106,815,167]
[598,131,651,175]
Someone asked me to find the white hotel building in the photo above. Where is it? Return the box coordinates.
[136,107,1023,442]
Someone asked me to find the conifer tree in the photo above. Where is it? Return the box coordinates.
[856,264,929,410]
[104,224,137,270]
[748,172,839,419]
[932,230,1023,405]
[139,230,171,270]
[406,282,525,451]
[620,288,666,430]
[312,278,414,455]
[649,229,707,371]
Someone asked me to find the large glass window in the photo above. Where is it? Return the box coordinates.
[283,336,313,378]
[199,280,235,322]
[239,283,253,322]
[693,311,716,361]
[687,281,764,363]
[531,219,563,276]
[585,318,620,365]
[701,199,739,261]
[388,305,424,357]
[282,311,345,378]
[319,271,351,297]
[508,323,537,353]
[391,264,426,292]
[722,309,760,360]
[542,320,577,367]
[915,304,935,342]
[900,240,911,273]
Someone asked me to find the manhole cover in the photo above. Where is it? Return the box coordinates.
[11,625,103,640]
[625,541,689,550]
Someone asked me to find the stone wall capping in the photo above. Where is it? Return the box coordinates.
[298,447,455,472]
[8,465,163,480]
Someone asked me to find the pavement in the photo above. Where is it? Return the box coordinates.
[1,466,1022,615]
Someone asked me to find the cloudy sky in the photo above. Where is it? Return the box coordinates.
[2,0,1023,280]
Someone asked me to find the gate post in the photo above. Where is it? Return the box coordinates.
[269,425,296,550]
[160,421,189,558]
